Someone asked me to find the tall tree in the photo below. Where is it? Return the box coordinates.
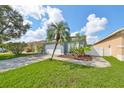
[47,22,70,60]
[82,35,87,47]
[75,33,87,47]
[0,5,30,43]
[76,33,81,47]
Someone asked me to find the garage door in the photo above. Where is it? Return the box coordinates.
[45,44,63,55]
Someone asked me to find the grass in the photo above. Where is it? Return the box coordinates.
[0,56,124,87]
[0,52,38,60]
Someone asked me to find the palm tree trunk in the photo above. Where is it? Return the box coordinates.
[51,40,59,60]
[79,41,80,48]
[84,35,87,47]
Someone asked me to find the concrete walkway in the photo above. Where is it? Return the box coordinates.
[53,56,111,68]
[0,54,111,72]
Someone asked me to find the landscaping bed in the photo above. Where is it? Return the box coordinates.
[58,54,92,61]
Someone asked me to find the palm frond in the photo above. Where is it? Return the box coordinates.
[47,21,70,43]
[47,29,55,42]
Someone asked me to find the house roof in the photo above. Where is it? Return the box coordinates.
[94,28,124,45]
[45,36,82,44]
[27,36,84,45]
[27,40,46,45]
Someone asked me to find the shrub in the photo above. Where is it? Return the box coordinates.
[0,43,7,52]
[4,42,27,55]
[36,44,45,53]
[69,46,91,56]
[83,46,91,53]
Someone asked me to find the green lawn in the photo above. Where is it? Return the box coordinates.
[0,52,37,60]
[0,56,124,87]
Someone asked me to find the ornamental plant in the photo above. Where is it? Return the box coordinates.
[69,46,91,56]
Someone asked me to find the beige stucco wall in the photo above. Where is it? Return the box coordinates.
[94,31,124,60]
[119,35,124,60]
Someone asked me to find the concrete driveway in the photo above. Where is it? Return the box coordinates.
[0,55,50,72]
[0,54,111,72]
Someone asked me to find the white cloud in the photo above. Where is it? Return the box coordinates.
[46,6,64,24]
[42,18,47,22]
[12,5,46,20]
[10,5,65,42]
[10,26,47,43]
[71,31,79,36]
[81,14,108,44]
[87,35,98,44]
[20,27,47,42]
[23,19,33,25]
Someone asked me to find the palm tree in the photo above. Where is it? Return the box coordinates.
[47,22,70,60]
[75,33,87,47]
[76,33,81,47]
[82,35,87,47]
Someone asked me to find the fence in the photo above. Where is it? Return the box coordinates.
[86,46,111,56]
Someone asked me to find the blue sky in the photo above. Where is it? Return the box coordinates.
[51,5,124,40]
[12,5,124,43]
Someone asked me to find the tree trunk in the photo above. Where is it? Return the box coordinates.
[79,41,80,48]
[83,36,87,47]
[51,40,59,60]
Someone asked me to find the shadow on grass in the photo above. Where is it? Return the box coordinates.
[62,62,92,70]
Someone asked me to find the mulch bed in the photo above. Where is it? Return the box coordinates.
[58,54,92,61]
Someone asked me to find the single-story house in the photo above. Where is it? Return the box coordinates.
[23,36,85,55]
[45,36,86,55]
[24,40,46,53]
[92,28,124,61]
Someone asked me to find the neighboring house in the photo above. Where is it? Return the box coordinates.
[91,28,124,61]
[45,36,85,55]
[24,41,46,53]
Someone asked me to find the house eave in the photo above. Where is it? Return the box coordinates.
[94,28,124,45]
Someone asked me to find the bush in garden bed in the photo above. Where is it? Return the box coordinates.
[74,55,92,61]
[69,46,91,57]
[58,54,92,61]
[59,46,92,61]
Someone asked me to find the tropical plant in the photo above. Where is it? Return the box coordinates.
[75,33,81,47]
[0,5,30,43]
[4,42,27,55]
[36,44,45,54]
[75,33,87,47]
[69,46,91,56]
[83,46,91,54]
[69,47,84,56]
[83,35,87,47]
[47,22,70,60]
